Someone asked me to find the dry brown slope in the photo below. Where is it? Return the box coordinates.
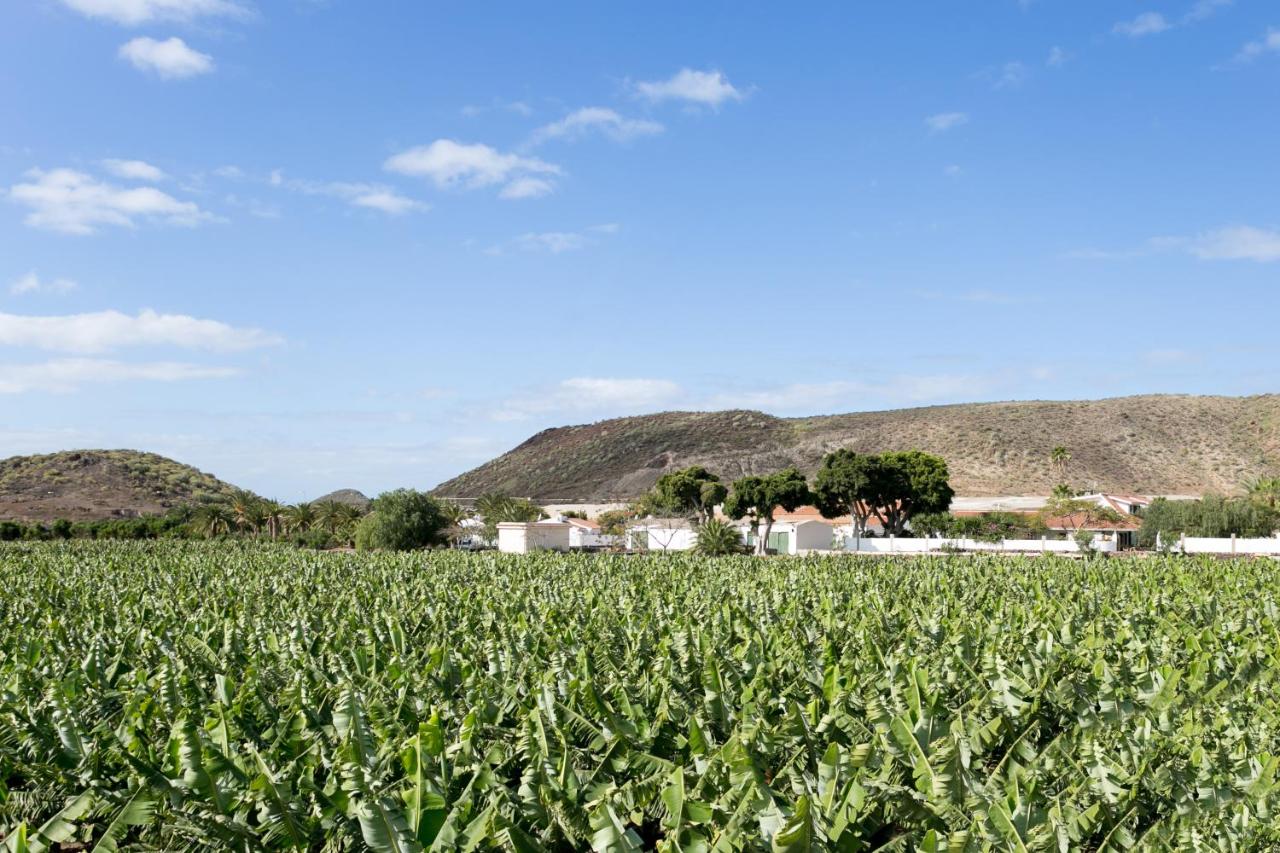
[0,450,244,522]
[432,394,1280,500]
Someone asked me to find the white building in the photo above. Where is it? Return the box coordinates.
[627,520,698,552]
[733,518,839,554]
[557,516,620,549]
[496,521,571,554]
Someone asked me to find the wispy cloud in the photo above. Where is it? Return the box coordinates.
[118,36,213,79]
[633,68,745,107]
[269,171,427,215]
[528,107,663,146]
[1047,46,1068,67]
[487,223,620,255]
[925,112,969,133]
[57,0,247,25]
[384,140,561,200]
[9,272,79,297]
[7,167,215,234]
[1190,225,1280,262]
[460,99,533,118]
[493,377,683,421]
[1069,225,1280,263]
[1183,0,1232,24]
[0,309,282,353]
[0,359,238,394]
[1113,13,1172,37]
[102,158,166,181]
[498,177,555,200]
[1234,28,1280,63]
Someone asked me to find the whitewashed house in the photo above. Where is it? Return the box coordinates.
[555,516,620,549]
[733,518,838,554]
[626,520,698,552]
[496,521,571,554]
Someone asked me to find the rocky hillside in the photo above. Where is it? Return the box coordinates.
[433,394,1280,500]
[0,450,243,522]
[312,488,371,509]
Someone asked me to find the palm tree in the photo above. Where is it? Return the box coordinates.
[230,490,262,534]
[438,500,472,547]
[284,502,318,534]
[1050,446,1071,481]
[261,500,286,539]
[194,504,234,538]
[1246,477,1280,510]
[694,519,747,556]
[314,500,345,533]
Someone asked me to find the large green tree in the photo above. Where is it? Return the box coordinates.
[812,449,880,539]
[866,451,955,536]
[354,489,450,551]
[723,468,811,555]
[648,465,727,523]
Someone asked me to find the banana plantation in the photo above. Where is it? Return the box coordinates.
[1,543,1278,850]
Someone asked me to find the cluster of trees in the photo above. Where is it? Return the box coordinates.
[1139,494,1280,548]
[631,450,955,555]
[911,510,1051,543]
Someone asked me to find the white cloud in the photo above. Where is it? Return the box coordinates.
[705,374,1001,413]
[384,140,561,199]
[925,112,969,133]
[529,107,663,145]
[488,223,619,255]
[493,377,683,421]
[1190,226,1280,262]
[461,99,533,118]
[7,167,215,234]
[634,68,744,107]
[1070,225,1280,263]
[514,232,586,254]
[1235,28,1280,62]
[9,272,79,296]
[118,37,213,79]
[498,177,555,200]
[270,172,427,215]
[1047,46,1068,66]
[0,309,282,353]
[943,164,963,178]
[0,358,237,394]
[102,158,166,181]
[983,60,1024,88]
[1183,0,1231,24]
[212,165,244,179]
[1113,13,1171,37]
[58,0,246,25]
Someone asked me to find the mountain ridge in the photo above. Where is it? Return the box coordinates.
[0,450,243,522]
[432,393,1280,500]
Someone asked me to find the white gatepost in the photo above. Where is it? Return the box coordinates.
[1180,532,1187,554]
[1232,533,1237,555]
[889,534,895,553]
[1041,535,1047,554]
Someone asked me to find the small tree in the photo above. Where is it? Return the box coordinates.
[694,519,747,556]
[723,468,810,555]
[51,518,73,540]
[355,489,449,551]
[644,466,728,524]
[1050,446,1071,481]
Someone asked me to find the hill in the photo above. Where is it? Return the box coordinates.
[312,488,371,509]
[0,450,243,522]
[432,394,1280,500]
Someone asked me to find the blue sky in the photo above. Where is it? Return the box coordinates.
[2,0,1278,500]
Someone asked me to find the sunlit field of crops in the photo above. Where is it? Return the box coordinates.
[2,543,1279,851]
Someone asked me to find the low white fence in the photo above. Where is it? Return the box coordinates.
[1158,532,1280,556]
[837,535,1116,555]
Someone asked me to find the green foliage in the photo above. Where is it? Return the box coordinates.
[812,449,879,533]
[355,489,450,551]
[596,508,633,537]
[648,466,728,523]
[724,469,810,554]
[1139,495,1280,547]
[913,511,1051,542]
[2,543,1279,849]
[693,518,747,555]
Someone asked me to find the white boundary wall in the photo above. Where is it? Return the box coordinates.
[1165,533,1280,556]
[835,535,1117,555]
